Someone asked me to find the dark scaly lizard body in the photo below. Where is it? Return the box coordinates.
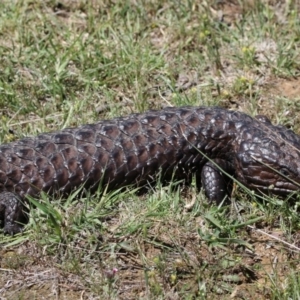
[1,106,300,234]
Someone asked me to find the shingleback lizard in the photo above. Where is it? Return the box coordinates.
[1,106,300,234]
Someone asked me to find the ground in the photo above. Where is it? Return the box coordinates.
[1,0,300,299]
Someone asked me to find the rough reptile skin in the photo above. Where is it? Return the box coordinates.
[1,106,300,234]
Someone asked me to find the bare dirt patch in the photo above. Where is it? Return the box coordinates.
[270,78,300,99]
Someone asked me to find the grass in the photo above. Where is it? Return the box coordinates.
[1,0,300,299]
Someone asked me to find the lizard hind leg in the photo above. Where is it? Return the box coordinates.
[0,191,28,235]
[199,159,234,204]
